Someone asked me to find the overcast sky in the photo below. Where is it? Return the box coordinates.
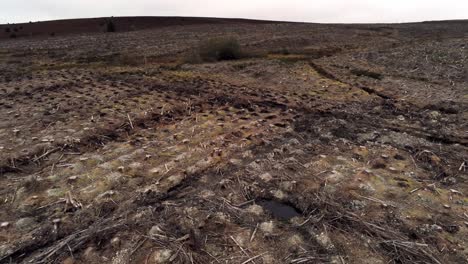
[1,0,467,24]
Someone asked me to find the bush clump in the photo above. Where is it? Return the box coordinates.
[189,37,243,63]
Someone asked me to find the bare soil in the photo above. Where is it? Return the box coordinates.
[0,17,467,264]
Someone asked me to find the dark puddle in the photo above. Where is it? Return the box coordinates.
[258,200,301,220]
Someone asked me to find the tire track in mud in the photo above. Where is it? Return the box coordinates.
[307,60,468,147]
[308,60,393,100]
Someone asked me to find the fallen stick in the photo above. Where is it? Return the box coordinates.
[33,147,60,162]
[230,236,253,263]
[127,113,134,130]
[241,253,267,264]
[459,161,466,171]
[250,223,259,242]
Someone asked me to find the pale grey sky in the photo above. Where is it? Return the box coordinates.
[1,0,467,24]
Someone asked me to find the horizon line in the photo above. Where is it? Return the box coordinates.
[2,15,467,26]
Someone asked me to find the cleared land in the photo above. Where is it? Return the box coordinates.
[0,17,467,264]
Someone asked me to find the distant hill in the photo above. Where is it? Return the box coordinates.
[0,16,283,40]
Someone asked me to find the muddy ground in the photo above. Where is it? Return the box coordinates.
[0,18,467,264]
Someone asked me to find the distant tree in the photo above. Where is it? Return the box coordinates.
[10,33,17,38]
[5,28,10,33]
[106,20,116,32]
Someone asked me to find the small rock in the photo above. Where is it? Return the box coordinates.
[62,256,75,264]
[397,115,405,121]
[1,222,9,228]
[430,224,443,232]
[326,170,344,183]
[98,190,116,199]
[442,177,457,185]
[349,200,367,211]
[15,217,36,231]
[273,148,282,154]
[288,138,300,145]
[280,181,296,191]
[371,158,386,169]
[83,247,98,261]
[166,173,184,186]
[314,231,335,251]
[111,237,121,248]
[248,160,262,171]
[151,249,173,263]
[259,172,273,182]
[233,230,251,247]
[429,111,441,119]
[260,221,275,236]
[443,204,451,209]
[246,204,264,216]
[148,225,165,237]
[129,162,142,169]
[0,245,13,258]
[359,183,376,194]
[199,190,215,199]
[287,234,304,250]
[272,189,286,200]
[290,149,305,155]
[229,159,242,166]
[242,150,254,158]
[117,166,125,172]
[68,176,78,182]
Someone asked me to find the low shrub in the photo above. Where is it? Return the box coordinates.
[187,37,243,63]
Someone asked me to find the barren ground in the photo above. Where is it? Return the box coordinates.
[0,18,467,264]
